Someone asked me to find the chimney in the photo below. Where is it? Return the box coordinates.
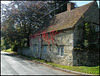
[67,2,75,11]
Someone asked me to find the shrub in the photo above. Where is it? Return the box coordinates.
[73,44,84,51]
[11,45,18,52]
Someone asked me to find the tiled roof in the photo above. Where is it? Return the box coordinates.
[44,1,95,33]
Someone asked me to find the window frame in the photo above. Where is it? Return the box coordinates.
[57,45,64,56]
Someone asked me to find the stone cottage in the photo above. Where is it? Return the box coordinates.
[18,1,99,66]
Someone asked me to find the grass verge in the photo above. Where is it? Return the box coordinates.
[1,48,15,53]
[19,54,100,75]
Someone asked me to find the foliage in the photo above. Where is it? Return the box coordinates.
[73,44,84,51]
[11,44,18,52]
[53,1,69,14]
[74,22,97,51]
[1,1,49,49]
[47,1,69,17]
[1,37,10,50]
[1,1,69,50]
[83,22,97,50]
[2,48,15,53]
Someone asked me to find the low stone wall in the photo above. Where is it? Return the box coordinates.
[17,47,33,57]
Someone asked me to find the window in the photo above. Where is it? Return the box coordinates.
[57,46,64,56]
[61,46,64,56]
[33,45,37,52]
[42,46,47,54]
[95,25,99,32]
[58,47,60,55]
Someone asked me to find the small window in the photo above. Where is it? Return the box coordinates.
[61,46,64,56]
[57,46,64,56]
[33,45,37,52]
[42,46,47,54]
[58,47,60,55]
[95,25,99,32]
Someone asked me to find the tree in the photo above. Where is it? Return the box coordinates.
[46,1,69,18]
[83,22,97,50]
[1,1,49,48]
[1,1,69,50]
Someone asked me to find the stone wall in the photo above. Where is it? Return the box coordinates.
[45,30,74,66]
[17,47,33,57]
[30,30,74,66]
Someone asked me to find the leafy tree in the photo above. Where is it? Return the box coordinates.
[46,1,69,18]
[54,0,69,14]
[83,22,97,50]
[1,1,69,50]
[2,1,49,48]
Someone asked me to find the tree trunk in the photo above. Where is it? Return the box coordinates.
[27,36,30,47]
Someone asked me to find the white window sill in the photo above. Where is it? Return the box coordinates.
[57,55,64,57]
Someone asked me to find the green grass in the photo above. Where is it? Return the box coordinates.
[19,54,99,75]
[46,63,99,75]
[2,48,15,53]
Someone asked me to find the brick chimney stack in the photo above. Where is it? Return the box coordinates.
[67,2,75,11]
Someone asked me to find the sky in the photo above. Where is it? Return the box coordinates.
[71,1,99,7]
